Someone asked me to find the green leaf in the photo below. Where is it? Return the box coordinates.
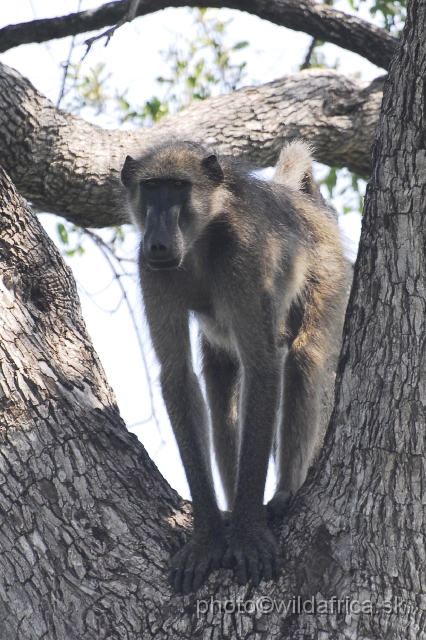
[321,167,338,198]
[233,41,249,51]
[57,223,69,245]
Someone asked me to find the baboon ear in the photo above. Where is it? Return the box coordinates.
[202,154,224,184]
[121,155,138,187]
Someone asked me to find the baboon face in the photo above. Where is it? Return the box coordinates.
[139,178,189,269]
[121,146,224,270]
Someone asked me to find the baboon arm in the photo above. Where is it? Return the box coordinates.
[144,303,219,525]
[223,348,281,585]
[144,300,227,592]
[218,306,281,584]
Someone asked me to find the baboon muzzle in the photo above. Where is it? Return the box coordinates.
[143,206,183,269]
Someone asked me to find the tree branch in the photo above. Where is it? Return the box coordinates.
[83,0,142,55]
[0,0,397,70]
[0,62,383,227]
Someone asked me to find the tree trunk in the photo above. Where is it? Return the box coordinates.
[0,0,425,637]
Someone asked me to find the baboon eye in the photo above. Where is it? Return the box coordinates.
[143,180,159,189]
[173,180,186,188]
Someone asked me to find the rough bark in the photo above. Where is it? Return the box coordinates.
[0,62,382,227]
[0,0,397,71]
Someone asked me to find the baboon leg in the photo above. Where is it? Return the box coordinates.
[271,338,325,515]
[202,338,240,510]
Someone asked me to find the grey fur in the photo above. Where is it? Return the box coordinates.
[120,140,350,592]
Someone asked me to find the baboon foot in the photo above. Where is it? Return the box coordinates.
[169,529,226,594]
[223,520,279,586]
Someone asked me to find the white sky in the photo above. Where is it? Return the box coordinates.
[1,0,376,503]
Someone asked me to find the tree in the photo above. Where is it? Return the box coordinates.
[0,1,424,638]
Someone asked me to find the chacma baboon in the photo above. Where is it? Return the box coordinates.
[121,140,350,593]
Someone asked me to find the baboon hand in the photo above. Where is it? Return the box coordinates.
[169,529,226,594]
[223,521,279,586]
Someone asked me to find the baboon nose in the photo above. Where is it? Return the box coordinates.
[143,223,181,268]
[144,234,178,267]
[149,242,168,254]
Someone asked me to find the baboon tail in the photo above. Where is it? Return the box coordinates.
[274,140,322,202]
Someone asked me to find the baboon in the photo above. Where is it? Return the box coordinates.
[121,140,350,593]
